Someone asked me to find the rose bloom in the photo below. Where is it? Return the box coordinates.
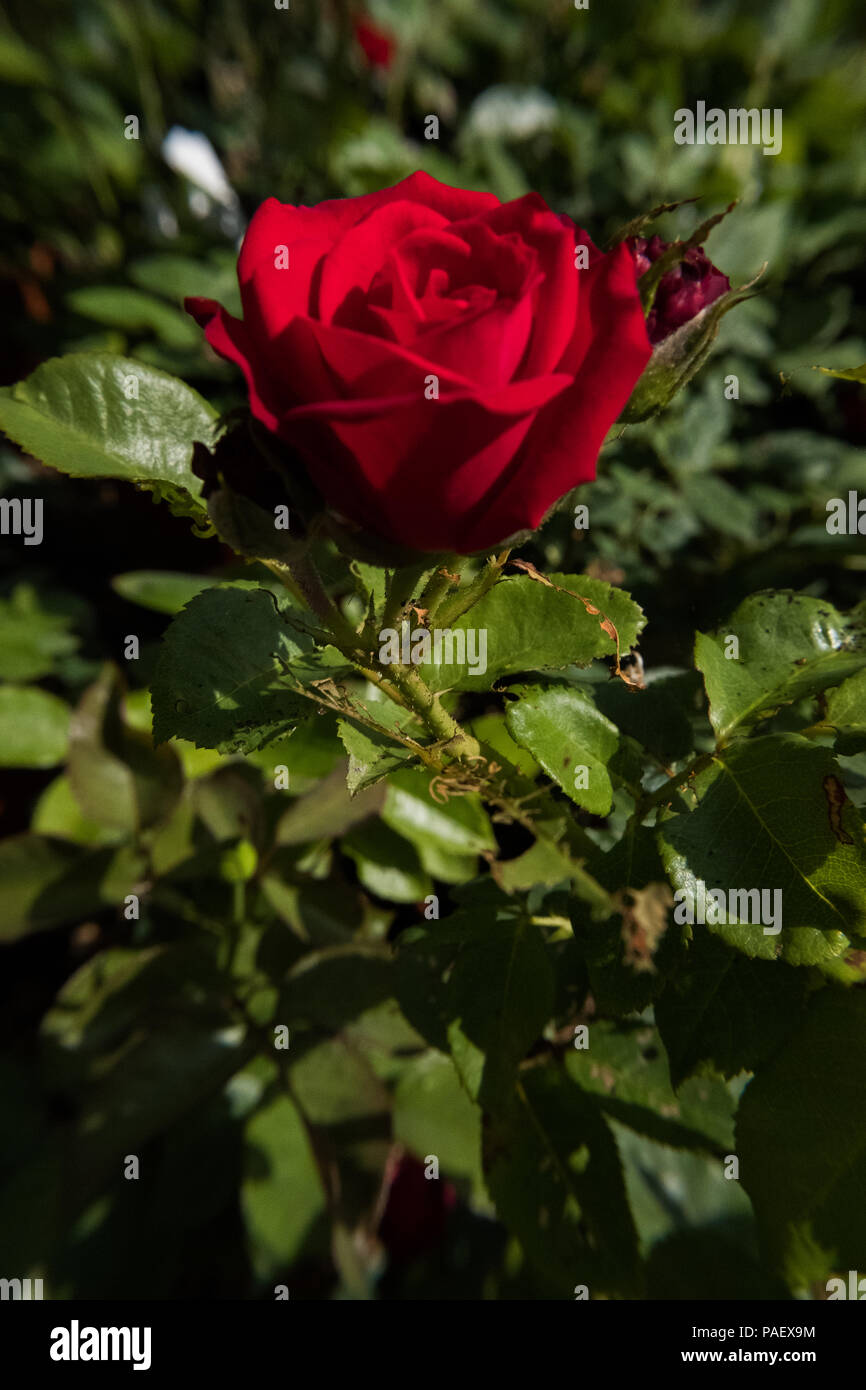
[186,172,652,553]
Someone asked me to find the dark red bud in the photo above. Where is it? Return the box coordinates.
[377,1153,457,1265]
[630,235,730,343]
[354,17,396,69]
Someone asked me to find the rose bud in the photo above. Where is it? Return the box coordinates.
[185,171,651,555]
[621,227,758,423]
[377,1152,457,1265]
[630,234,730,344]
[354,16,396,70]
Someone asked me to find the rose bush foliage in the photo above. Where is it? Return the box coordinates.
[1,157,865,1306]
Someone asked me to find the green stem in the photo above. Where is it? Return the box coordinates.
[233,990,372,1297]
[263,553,358,650]
[266,550,485,765]
[487,788,614,916]
[798,722,836,740]
[417,557,464,621]
[435,548,511,627]
[381,561,433,631]
[388,664,480,759]
[635,750,714,820]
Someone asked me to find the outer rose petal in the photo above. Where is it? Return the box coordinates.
[185,293,572,550]
[320,170,499,226]
[457,241,652,549]
[284,374,570,551]
[185,296,281,433]
[237,200,342,338]
[276,320,570,548]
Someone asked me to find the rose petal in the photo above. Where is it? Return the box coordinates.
[459,241,651,548]
[185,296,281,433]
[283,372,571,551]
[319,202,452,325]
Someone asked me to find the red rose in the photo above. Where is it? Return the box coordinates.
[186,172,651,554]
[354,17,395,69]
[631,234,730,344]
[377,1152,456,1264]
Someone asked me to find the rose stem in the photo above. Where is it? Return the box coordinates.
[381,561,434,632]
[268,552,360,646]
[417,556,465,622]
[267,552,479,759]
[264,555,414,710]
[387,664,480,761]
[433,548,511,628]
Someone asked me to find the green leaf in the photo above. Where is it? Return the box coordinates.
[816,362,866,383]
[394,924,465,1053]
[337,717,413,794]
[593,671,697,765]
[259,877,365,952]
[381,765,496,859]
[152,584,329,753]
[342,818,432,903]
[826,668,866,753]
[66,286,200,349]
[485,1065,640,1294]
[644,1227,789,1300]
[38,944,251,1244]
[505,684,619,815]
[0,352,217,514]
[737,987,866,1287]
[681,472,763,541]
[496,833,575,893]
[0,940,251,1272]
[446,917,554,1109]
[274,766,386,846]
[393,1052,483,1186]
[657,734,866,970]
[244,713,344,788]
[470,710,539,777]
[68,667,182,832]
[614,1121,762,1273]
[579,826,675,1014]
[421,574,645,692]
[0,686,70,767]
[0,31,51,83]
[111,570,216,615]
[241,1090,326,1277]
[0,583,79,681]
[289,1035,390,1125]
[0,835,145,941]
[129,253,241,315]
[655,931,810,1086]
[280,946,395,1029]
[695,592,866,743]
[566,1020,735,1152]
[31,775,127,847]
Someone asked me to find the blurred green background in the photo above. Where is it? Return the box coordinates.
[1,0,865,1299]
